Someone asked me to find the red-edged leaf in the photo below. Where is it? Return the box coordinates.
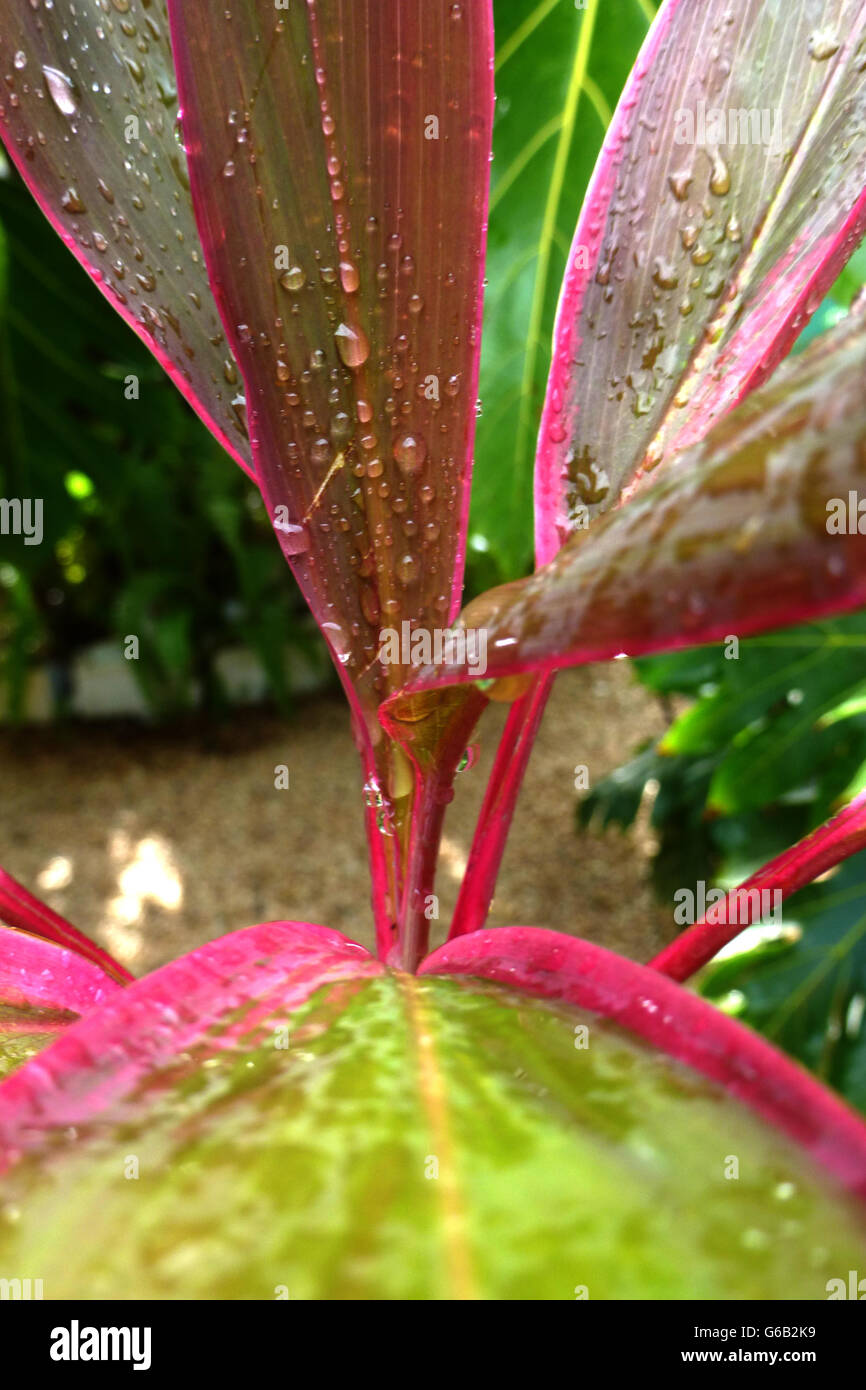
[0,866,132,985]
[1,922,864,1297]
[535,0,866,563]
[650,791,866,982]
[0,2,254,478]
[421,926,866,1200]
[0,923,121,1018]
[167,0,494,710]
[0,919,381,1162]
[403,303,866,691]
[0,923,123,1082]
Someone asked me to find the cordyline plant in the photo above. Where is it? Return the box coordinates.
[2,0,866,1301]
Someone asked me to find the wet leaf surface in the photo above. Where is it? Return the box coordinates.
[536,0,866,562]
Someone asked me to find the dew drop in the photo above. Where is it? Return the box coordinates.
[335,322,370,368]
[724,213,742,242]
[331,412,352,442]
[361,586,380,625]
[339,260,360,293]
[231,394,248,436]
[809,30,840,61]
[280,265,306,292]
[668,171,691,202]
[61,188,87,214]
[397,553,418,585]
[273,515,310,556]
[394,432,427,475]
[652,258,679,290]
[42,66,79,117]
[708,151,730,196]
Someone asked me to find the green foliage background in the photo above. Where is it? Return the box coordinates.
[0,168,327,718]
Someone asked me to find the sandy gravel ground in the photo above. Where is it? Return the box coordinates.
[0,664,672,977]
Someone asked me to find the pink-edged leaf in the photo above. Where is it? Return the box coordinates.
[167,0,494,712]
[650,791,866,983]
[1,923,865,1297]
[402,302,866,692]
[0,866,132,985]
[0,919,381,1162]
[421,926,866,1200]
[0,923,123,1082]
[0,2,254,478]
[535,0,866,564]
[0,924,121,1019]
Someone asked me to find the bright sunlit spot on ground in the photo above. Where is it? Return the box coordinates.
[36,854,74,892]
[100,831,184,965]
[439,835,468,884]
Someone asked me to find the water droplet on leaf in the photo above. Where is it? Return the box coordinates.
[335,322,370,368]
[42,66,79,117]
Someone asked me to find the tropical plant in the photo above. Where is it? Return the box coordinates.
[2,0,866,1299]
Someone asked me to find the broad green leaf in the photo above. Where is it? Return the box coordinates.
[0,1,253,476]
[471,0,654,576]
[536,0,866,562]
[1,923,865,1297]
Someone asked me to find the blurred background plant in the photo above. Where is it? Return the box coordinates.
[0,162,330,721]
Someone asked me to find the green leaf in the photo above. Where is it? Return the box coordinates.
[1,970,864,1297]
[471,0,654,576]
